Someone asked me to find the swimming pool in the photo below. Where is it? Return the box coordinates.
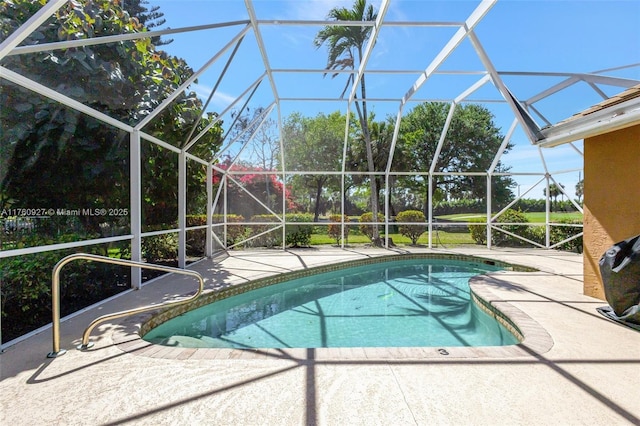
[143,257,520,348]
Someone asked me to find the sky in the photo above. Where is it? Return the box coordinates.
[147,0,640,199]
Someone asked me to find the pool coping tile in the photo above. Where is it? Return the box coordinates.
[109,252,553,361]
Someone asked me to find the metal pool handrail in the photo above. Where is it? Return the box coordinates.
[47,253,204,358]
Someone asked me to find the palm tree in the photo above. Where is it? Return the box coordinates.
[575,178,584,203]
[543,182,565,212]
[350,116,396,212]
[314,0,382,245]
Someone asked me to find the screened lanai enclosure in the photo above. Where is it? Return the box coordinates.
[1,1,639,343]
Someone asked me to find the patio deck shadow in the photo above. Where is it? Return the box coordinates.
[1,247,639,425]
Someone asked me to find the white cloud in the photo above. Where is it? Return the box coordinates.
[191,83,237,110]
[284,0,354,20]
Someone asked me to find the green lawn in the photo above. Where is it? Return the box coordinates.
[519,212,583,222]
[311,230,474,246]
[308,210,583,247]
[437,212,583,223]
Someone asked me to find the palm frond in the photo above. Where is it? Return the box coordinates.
[315,0,377,78]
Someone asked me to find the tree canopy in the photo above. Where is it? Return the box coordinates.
[395,102,515,212]
[269,102,513,220]
[282,111,346,221]
[543,182,565,212]
[0,0,222,234]
[213,157,295,220]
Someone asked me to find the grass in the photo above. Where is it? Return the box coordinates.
[437,211,583,223]
[310,230,475,246]
[310,210,584,247]
[520,212,583,222]
[311,234,370,245]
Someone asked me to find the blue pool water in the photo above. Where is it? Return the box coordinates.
[144,259,519,348]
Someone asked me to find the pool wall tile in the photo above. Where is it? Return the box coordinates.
[140,253,535,337]
[116,252,553,360]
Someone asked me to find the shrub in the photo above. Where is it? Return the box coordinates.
[550,220,583,253]
[468,219,487,245]
[0,233,128,342]
[358,212,385,242]
[186,214,206,256]
[141,215,249,257]
[491,209,530,247]
[226,215,247,245]
[328,214,350,244]
[396,210,427,245]
[469,213,583,253]
[248,215,282,248]
[527,225,546,246]
[285,213,314,247]
[142,227,177,263]
[210,214,246,247]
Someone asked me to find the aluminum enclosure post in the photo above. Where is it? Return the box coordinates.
[206,163,213,258]
[178,151,187,268]
[130,130,142,289]
[486,174,492,249]
[428,175,433,249]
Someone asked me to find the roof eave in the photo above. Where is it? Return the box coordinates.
[534,96,640,148]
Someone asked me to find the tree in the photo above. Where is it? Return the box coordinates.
[314,0,382,244]
[575,178,584,203]
[396,102,514,214]
[213,158,296,220]
[543,182,565,212]
[121,0,173,45]
[227,107,280,211]
[0,0,222,232]
[348,115,397,214]
[282,112,346,221]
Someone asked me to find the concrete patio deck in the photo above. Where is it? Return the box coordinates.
[1,247,639,425]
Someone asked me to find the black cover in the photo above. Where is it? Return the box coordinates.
[598,234,640,327]
[596,306,640,331]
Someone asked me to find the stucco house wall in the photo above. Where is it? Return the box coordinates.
[583,124,640,299]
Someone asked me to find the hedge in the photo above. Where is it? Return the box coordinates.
[0,234,129,342]
[468,208,583,252]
